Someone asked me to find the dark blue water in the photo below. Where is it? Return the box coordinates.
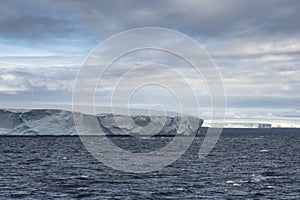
[0,129,299,199]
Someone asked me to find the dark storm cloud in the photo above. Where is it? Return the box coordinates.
[0,0,299,42]
[53,0,300,39]
[0,0,105,41]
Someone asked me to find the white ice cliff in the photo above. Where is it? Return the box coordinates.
[0,109,203,136]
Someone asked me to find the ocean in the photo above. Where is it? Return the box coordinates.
[1,129,299,199]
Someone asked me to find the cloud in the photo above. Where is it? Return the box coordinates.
[0,73,31,94]
[0,64,77,102]
[1,0,300,49]
[0,0,299,125]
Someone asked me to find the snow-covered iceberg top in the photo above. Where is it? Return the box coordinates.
[0,109,203,136]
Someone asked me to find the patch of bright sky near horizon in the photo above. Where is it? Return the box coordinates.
[0,0,299,127]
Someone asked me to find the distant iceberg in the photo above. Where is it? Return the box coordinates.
[0,109,203,136]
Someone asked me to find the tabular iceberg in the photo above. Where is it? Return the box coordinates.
[0,109,203,136]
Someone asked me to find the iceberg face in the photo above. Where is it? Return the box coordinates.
[0,109,203,136]
[0,109,76,135]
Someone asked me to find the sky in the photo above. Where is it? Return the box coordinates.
[0,0,299,127]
